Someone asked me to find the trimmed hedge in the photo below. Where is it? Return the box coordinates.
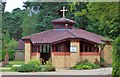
[112,36,120,77]
[0,50,15,61]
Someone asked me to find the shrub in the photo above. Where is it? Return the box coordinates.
[0,50,15,61]
[100,58,106,67]
[41,59,55,71]
[12,60,42,72]
[12,59,55,72]
[112,36,120,77]
[29,60,40,66]
[71,60,100,70]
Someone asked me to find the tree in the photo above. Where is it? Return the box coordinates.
[112,35,120,77]
[21,9,38,36]
[74,2,120,38]
[7,39,18,50]
[22,2,87,35]
[2,31,11,49]
[2,8,26,40]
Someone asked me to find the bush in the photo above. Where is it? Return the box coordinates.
[29,60,40,66]
[71,60,100,70]
[12,60,42,72]
[45,59,55,71]
[100,58,107,67]
[0,50,15,61]
[12,59,55,72]
[112,36,120,77]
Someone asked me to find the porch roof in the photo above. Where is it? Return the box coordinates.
[22,28,106,44]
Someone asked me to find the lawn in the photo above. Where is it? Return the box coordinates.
[9,60,24,65]
[1,60,24,72]
[5,60,24,67]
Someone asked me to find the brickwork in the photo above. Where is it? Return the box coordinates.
[103,42,112,64]
[52,54,71,68]
[70,40,80,67]
[80,56,100,63]
[15,51,25,60]
[31,52,40,61]
[25,40,31,64]
[52,40,80,68]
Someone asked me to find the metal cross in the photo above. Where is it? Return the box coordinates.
[60,7,67,18]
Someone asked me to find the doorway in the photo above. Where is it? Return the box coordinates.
[40,45,51,65]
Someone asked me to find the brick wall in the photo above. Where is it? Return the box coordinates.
[25,40,31,64]
[15,51,25,60]
[102,42,112,64]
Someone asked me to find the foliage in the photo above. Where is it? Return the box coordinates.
[74,2,120,39]
[2,31,11,49]
[12,59,55,72]
[29,59,40,66]
[7,39,18,50]
[43,59,55,71]
[0,50,15,61]
[112,36,120,77]
[71,60,100,70]
[12,63,41,72]
[12,60,41,72]
[2,8,26,40]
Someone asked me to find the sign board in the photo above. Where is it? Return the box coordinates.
[70,46,77,52]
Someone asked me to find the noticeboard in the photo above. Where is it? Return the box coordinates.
[70,46,77,52]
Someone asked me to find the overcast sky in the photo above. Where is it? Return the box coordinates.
[5,0,27,12]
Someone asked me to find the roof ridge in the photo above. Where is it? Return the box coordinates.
[66,29,77,37]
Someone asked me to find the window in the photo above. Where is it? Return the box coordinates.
[58,44,63,52]
[66,41,70,52]
[40,45,50,53]
[84,44,88,52]
[55,45,59,52]
[32,45,37,52]
[80,41,99,52]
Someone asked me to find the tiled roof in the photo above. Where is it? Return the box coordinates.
[22,28,106,44]
[18,39,25,50]
[52,18,75,24]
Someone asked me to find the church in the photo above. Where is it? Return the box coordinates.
[22,7,112,68]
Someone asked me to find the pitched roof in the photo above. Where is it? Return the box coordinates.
[52,18,75,24]
[18,39,25,50]
[22,28,106,44]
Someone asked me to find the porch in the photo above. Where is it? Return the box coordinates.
[25,39,100,68]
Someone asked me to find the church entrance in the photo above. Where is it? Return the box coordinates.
[40,44,51,65]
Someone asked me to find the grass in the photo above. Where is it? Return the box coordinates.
[4,60,24,67]
[1,69,14,72]
[9,60,24,65]
[1,60,24,72]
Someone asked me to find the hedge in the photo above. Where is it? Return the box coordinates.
[112,36,120,77]
[0,50,15,61]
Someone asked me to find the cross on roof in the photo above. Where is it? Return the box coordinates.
[60,7,67,18]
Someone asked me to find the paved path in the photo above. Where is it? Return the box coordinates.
[1,67,112,75]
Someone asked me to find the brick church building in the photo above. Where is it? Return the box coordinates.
[22,7,112,68]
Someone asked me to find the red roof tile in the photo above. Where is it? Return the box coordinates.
[22,28,106,44]
[18,39,25,50]
[52,18,75,24]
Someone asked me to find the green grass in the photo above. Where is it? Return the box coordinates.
[3,60,24,68]
[0,60,24,72]
[9,60,24,65]
[1,69,14,72]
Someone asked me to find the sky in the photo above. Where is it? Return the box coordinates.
[5,0,27,12]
